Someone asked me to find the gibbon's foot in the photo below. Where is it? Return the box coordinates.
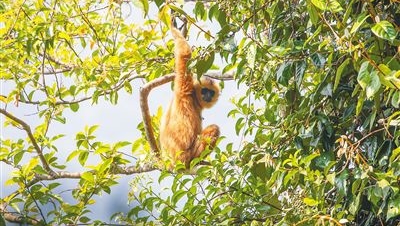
[192,124,220,159]
[202,124,220,144]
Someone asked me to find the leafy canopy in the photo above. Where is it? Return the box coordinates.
[1,0,400,225]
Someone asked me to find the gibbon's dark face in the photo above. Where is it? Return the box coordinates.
[201,88,215,102]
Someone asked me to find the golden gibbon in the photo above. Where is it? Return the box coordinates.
[159,27,220,169]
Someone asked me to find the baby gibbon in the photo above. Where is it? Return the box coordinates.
[159,27,220,169]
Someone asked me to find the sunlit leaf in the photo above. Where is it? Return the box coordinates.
[311,0,343,12]
[307,3,319,25]
[387,198,400,219]
[81,172,95,183]
[133,0,149,16]
[79,151,89,166]
[371,21,397,41]
[357,62,381,99]
[303,197,319,206]
[350,14,369,34]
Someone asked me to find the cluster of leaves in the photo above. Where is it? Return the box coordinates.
[124,0,400,225]
[1,0,399,225]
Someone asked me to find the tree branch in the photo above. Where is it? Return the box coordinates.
[0,203,40,225]
[23,163,156,187]
[0,109,56,176]
[140,74,174,156]
[17,74,143,105]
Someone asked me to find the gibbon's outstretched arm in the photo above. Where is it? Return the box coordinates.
[171,27,193,98]
[160,27,220,169]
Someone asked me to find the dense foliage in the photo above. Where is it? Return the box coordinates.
[1,0,399,225]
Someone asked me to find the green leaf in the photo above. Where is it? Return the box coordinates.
[356,91,365,116]
[154,0,164,8]
[327,173,335,185]
[158,5,171,27]
[194,2,206,20]
[377,179,390,189]
[78,150,89,166]
[54,115,66,124]
[387,197,400,219]
[13,150,24,165]
[67,150,80,162]
[357,62,381,99]
[334,58,351,91]
[371,21,397,41]
[304,25,321,46]
[133,0,149,16]
[310,0,327,10]
[307,4,319,25]
[349,192,362,214]
[284,170,297,186]
[310,53,325,68]
[303,197,319,206]
[311,0,343,12]
[114,141,131,150]
[159,171,171,183]
[365,71,381,98]
[58,32,71,42]
[335,170,349,196]
[390,147,400,163]
[98,158,113,174]
[110,91,118,105]
[276,62,293,86]
[70,103,79,112]
[235,117,244,135]
[48,182,61,190]
[87,125,99,135]
[391,91,400,108]
[168,4,187,17]
[295,60,306,90]
[247,44,257,70]
[208,4,218,22]
[172,190,186,204]
[350,14,369,34]
[95,146,109,154]
[23,158,39,176]
[196,51,215,75]
[79,216,91,223]
[217,9,227,28]
[124,81,133,94]
[81,171,95,183]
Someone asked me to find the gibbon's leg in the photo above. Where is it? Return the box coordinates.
[191,124,220,161]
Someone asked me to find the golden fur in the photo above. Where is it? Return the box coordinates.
[159,28,220,168]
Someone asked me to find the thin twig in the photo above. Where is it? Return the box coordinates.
[0,109,56,176]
